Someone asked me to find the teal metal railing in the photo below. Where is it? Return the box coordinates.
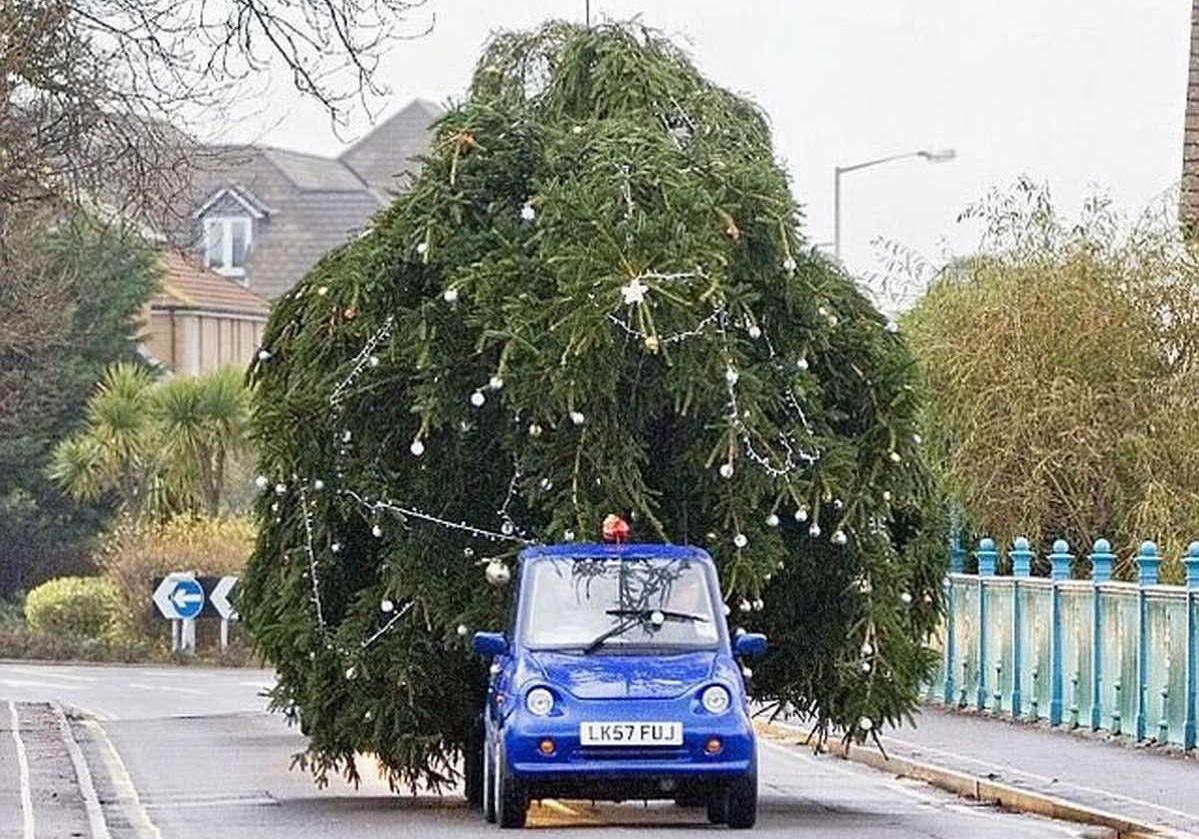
[933,538,1199,750]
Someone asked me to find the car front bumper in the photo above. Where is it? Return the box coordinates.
[501,700,756,792]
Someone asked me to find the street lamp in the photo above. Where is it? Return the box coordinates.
[833,148,957,261]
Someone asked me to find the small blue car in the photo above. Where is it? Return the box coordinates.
[472,538,767,829]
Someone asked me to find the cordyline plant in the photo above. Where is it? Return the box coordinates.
[51,363,254,520]
[241,21,946,792]
[903,179,1199,580]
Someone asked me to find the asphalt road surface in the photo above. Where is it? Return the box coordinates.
[0,661,1098,839]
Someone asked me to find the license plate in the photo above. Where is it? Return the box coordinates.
[579,721,683,746]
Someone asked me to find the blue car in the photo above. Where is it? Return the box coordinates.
[472,537,767,829]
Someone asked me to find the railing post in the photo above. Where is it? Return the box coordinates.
[975,538,997,710]
[1088,538,1115,732]
[1048,539,1072,726]
[1010,537,1032,717]
[1183,541,1199,751]
[943,529,966,705]
[1134,541,1162,742]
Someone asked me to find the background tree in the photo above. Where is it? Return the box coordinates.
[1,0,431,221]
[0,216,157,594]
[903,180,1199,577]
[2,0,430,594]
[241,22,945,792]
[50,364,255,521]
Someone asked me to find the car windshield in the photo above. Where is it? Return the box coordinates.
[522,556,720,652]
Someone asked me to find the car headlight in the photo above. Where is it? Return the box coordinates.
[701,684,731,714]
[526,687,555,716]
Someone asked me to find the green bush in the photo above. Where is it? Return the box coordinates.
[24,576,119,639]
[902,182,1199,579]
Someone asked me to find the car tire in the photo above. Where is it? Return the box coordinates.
[706,792,727,825]
[483,735,497,824]
[724,771,757,830]
[466,715,484,808]
[496,739,528,828]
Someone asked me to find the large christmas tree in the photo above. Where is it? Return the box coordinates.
[242,21,945,792]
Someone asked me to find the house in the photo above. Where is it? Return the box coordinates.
[182,98,441,300]
[141,252,271,375]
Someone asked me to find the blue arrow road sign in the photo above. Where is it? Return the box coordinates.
[170,578,205,619]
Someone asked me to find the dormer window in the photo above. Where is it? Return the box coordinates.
[204,216,252,278]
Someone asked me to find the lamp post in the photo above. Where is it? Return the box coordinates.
[833,148,956,262]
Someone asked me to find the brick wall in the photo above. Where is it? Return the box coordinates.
[1182,0,1199,227]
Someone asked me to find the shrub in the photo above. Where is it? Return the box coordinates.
[0,622,154,662]
[24,576,120,639]
[98,513,255,637]
[902,182,1199,579]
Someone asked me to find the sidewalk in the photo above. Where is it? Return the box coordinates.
[0,701,95,839]
[776,704,1199,837]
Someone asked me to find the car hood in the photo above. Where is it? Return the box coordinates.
[522,650,724,700]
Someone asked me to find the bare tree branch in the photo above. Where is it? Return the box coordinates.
[1,0,433,228]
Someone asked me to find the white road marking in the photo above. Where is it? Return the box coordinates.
[238,680,276,689]
[130,670,206,679]
[1,677,85,691]
[127,682,207,696]
[84,718,163,839]
[758,738,1086,836]
[8,701,35,839]
[53,703,112,839]
[877,730,1199,825]
[2,666,98,683]
[770,716,1199,824]
[142,795,278,809]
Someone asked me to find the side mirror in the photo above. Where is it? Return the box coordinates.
[473,631,508,657]
[733,632,767,658]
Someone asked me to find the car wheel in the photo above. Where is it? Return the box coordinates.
[496,739,528,828]
[483,734,497,823]
[724,771,757,830]
[706,791,727,825]
[465,715,484,809]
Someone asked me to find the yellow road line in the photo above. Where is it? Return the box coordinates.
[84,718,163,839]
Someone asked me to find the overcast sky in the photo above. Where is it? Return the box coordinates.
[224,0,1191,283]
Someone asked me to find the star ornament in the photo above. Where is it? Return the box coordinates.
[620,278,649,305]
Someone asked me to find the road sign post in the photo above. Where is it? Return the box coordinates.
[181,616,196,655]
[152,573,239,654]
[153,573,205,655]
[210,576,239,653]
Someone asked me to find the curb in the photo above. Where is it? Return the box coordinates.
[51,702,112,839]
[759,722,1194,839]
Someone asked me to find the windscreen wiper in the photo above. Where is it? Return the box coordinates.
[582,616,641,655]
[604,608,709,623]
[581,608,709,655]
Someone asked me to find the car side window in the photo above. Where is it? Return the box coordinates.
[504,560,522,638]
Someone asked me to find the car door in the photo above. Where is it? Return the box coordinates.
[485,559,522,734]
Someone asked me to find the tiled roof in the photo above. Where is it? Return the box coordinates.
[151,252,271,317]
[170,98,439,299]
[262,147,370,192]
[339,99,443,195]
[240,190,384,299]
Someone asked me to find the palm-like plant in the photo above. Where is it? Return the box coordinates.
[154,367,251,516]
[50,362,156,512]
[50,364,253,519]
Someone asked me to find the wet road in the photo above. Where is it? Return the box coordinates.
[0,661,1094,838]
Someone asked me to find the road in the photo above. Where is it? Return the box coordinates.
[0,661,1096,839]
